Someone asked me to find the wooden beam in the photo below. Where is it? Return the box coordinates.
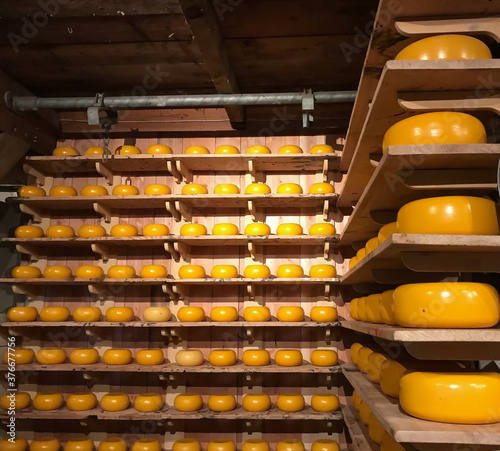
[0,70,58,154]
[177,0,245,125]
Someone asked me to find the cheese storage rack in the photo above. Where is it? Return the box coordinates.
[0,136,344,449]
[335,0,500,449]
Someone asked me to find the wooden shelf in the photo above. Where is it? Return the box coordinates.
[342,366,500,445]
[339,0,500,172]
[1,406,342,422]
[341,405,379,451]
[338,59,500,209]
[0,362,341,374]
[339,145,500,245]
[341,234,500,285]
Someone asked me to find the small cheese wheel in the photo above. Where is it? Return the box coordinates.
[278,145,302,154]
[311,441,339,451]
[98,439,126,451]
[134,393,163,412]
[172,440,200,451]
[103,349,132,365]
[242,440,269,451]
[67,392,98,411]
[100,393,130,411]
[212,223,239,235]
[143,224,169,236]
[208,394,236,412]
[207,441,235,451]
[49,186,77,197]
[115,145,141,155]
[214,145,239,154]
[242,393,271,412]
[30,438,60,451]
[178,265,206,279]
[175,350,204,367]
[359,401,371,425]
[40,307,70,322]
[8,306,38,321]
[46,225,75,238]
[243,306,271,322]
[377,222,397,243]
[366,352,388,384]
[244,264,271,279]
[246,145,271,154]
[140,265,168,278]
[276,264,304,278]
[242,349,270,366]
[276,441,304,451]
[143,306,171,322]
[211,265,238,278]
[70,349,99,365]
[357,347,374,373]
[275,349,302,367]
[365,237,378,255]
[309,264,336,278]
[276,394,305,412]
[393,282,500,328]
[80,185,108,196]
[310,349,338,367]
[18,186,46,197]
[33,393,64,411]
[174,393,203,411]
[277,306,304,322]
[85,146,104,155]
[310,306,337,322]
[144,184,171,195]
[0,392,31,410]
[105,307,134,322]
[276,183,302,194]
[352,391,362,411]
[210,306,238,322]
[185,146,209,154]
[36,349,66,364]
[181,183,208,195]
[350,343,363,365]
[43,266,72,279]
[400,372,500,424]
[110,224,138,237]
[73,307,102,322]
[53,147,79,156]
[132,441,161,451]
[107,265,136,278]
[311,394,339,412]
[64,440,94,451]
[245,223,271,235]
[112,185,140,196]
[310,145,334,154]
[15,225,44,238]
[214,183,240,194]
[136,349,164,365]
[3,348,34,364]
[208,349,237,366]
[146,144,172,154]
[177,306,205,322]
[75,266,105,279]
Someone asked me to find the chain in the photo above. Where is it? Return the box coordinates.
[102,122,112,163]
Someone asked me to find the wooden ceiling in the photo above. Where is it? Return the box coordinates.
[0,0,378,135]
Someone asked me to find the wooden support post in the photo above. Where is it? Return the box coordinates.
[15,244,42,261]
[91,243,111,262]
[175,160,192,183]
[167,160,183,184]
[96,162,119,186]
[166,201,182,222]
[19,204,43,223]
[165,242,181,262]
[93,202,113,223]
[175,201,192,222]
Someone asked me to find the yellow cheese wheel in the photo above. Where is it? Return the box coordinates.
[36,349,66,364]
[276,441,304,451]
[278,145,302,154]
[365,237,379,255]
[380,433,405,451]
[112,185,140,196]
[185,146,209,154]
[0,392,31,410]
[132,440,161,451]
[98,438,126,451]
[80,185,108,196]
[277,183,303,194]
[207,441,235,451]
[143,224,169,236]
[275,349,302,367]
[115,145,141,155]
[357,347,374,373]
[366,352,388,384]
[77,223,105,241]
[136,349,164,365]
[277,306,304,322]
[30,438,60,451]
[3,348,34,364]
[393,282,500,328]
[348,256,358,270]
[100,393,130,411]
[276,264,304,278]
[377,222,398,243]
[49,186,77,197]
[244,264,271,278]
[310,349,338,367]
[246,145,271,154]
[73,307,102,321]
[352,390,362,411]
[365,294,382,324]
[214,145,239,154]
[105,307,134,322]
[311,441,339,451]
[110,224,138,237]
[177,306,205,322]
[134,393,163,412]
[310,306,337,322]
[356,248,366,262]
[310,145,334,154]
[276,223,303,236]
[33,393,64,411]
[357,298,367,322]
[395,35,492,61]
[359,400,371,425]
[52,146,79,156]
[311,394,339,412]
[242,393,271,412]
[350,298,360,320]
[46,225,75,238]
[368,413,385,444]
[180,223,207,235]
[397,196,499,235]
[140,265,168,278]
[19,186,46,197]
[107,265,136,278]
[143,306,171,322]
[208,394,236,412]
[43,266,72,279]
[211,265,238,278]
[63,441,94,451]
[102,349,132,365]
[243,306,271,322]
[245,223,271,235]
[379,360,408,398]
[70,349,99,365]
[214,184,240,195]
[178,265,206,279]
[276,393,305,412]
[309,265,336,278]
[40,307,70,322]
[212,223,239,235]
[172,440,201,451]
[209,349,237,366]
[400,372,500,423]
[75,266,105,279]
[85,146,104,155]
[242,440,269,451]
[309,223,336,235]
[379,290,396,325]
[144,184,171,195]
[350,343,363,365]
[309,183,334,194]
[146,144,172,154]
[245,183,271,194]
[174,393,203,411]
[175,350,204,367]
[67,392,98,411]
[242,349,270,366]
[15,225,44,238]
[210,306,238,322]
[182,184,208,195]
[8,306,38,321]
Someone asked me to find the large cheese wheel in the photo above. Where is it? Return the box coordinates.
[400,372,500,424]
[393,282,500,328]
[383,112,487,152]
[396,196,499,235]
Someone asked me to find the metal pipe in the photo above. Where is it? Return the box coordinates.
[6,91,357,112]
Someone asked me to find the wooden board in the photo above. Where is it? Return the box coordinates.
[339,145,500,245]
[341,234,500,284]
[342,367,500,445]
[338,59,500,208]
[341,406,379,451]
[339,0,500,171]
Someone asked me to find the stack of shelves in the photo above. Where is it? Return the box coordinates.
[336,0,500,449]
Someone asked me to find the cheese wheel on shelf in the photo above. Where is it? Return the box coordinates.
[172,440,201,451]
[30,438,60,451]
[132,441,160,451]
[379,290,396,325]
[33,393,64,411]
[379,360,408,398]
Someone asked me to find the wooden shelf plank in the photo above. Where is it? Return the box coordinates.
[2,321,340,329]
[339,0,500,172]
[340,321,500,343]
[341,234,500,285]
[338,59,500,209]
[339,145,500,245]
[342,405,379,451]
[0,362,341,374]
[1,406,342,421]
[342,367,500,445]
[24,154,339,175]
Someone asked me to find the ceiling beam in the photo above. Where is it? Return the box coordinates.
[177,0,245,126]
[0,70,59,155]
